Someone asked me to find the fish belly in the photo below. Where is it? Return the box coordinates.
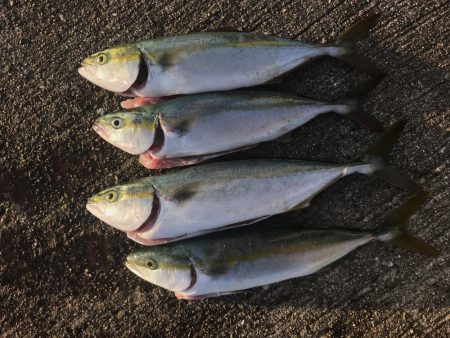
[135,46,328,97]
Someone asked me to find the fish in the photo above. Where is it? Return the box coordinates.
[78,14,383,99]
[124,192,439,299]
[93,86,384,170]
[86,122,421,245]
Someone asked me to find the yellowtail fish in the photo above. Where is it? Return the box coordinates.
[125,192,439,299]
[93,87,383,169]
[87,122,420,245]
[78,14,382,98]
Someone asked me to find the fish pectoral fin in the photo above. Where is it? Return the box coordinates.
[166,118,193,136]
[146,50,182,68]
[200,260,239,276]
[167,182,201,204]
[156,52,179,67]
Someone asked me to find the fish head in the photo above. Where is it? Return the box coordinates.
[125,247,193,292]
[93,109,157,155]
[86,179,154,232]
[78,44,142,93]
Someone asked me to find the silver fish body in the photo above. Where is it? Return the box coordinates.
[94,91,382,169]
[125,192,439,300]
[128,159,374,244]
[79,14,382,96]
[150,92,352,158]
[132,33,344,97]
[127,226,375,299]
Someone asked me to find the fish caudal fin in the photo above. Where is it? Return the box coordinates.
[362,121,421,192]
[336,13,381,44]
[337,77,385,132]
[334,13,385,77]
[339,101,384,132]
[377,192,440,256]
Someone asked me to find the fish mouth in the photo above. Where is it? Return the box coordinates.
[77,64,99,84]
[92,122,110,139]
[124,258,142,278]
[78,66,88,78]
[86,201,104,219]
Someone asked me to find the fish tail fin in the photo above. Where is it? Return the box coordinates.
[336,12,381,44]
[376,192,440,256]
[333,13,385,77]
[336,77,385,132]
[359,121,421,191]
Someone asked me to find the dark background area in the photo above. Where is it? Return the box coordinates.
[1,0,449,336]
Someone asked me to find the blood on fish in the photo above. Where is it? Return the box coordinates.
[120,97,164,109]
[126,231,183,246]
[139,152,205,169]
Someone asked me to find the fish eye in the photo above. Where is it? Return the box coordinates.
[111,118,123,129]
[105,190,118,202]
[146,259,158,270]
[96,53,107,64]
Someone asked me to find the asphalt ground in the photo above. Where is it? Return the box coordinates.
[1,0,449,337]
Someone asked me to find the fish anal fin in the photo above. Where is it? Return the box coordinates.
[175,290,246,300]
[274,132,293,143]
[264,75,284,85]
[288,175,346,213]
[289,199,312,211]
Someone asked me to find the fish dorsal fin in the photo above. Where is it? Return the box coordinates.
[203,26,241,33]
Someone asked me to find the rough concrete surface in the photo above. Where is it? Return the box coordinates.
[1,0,449,337]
